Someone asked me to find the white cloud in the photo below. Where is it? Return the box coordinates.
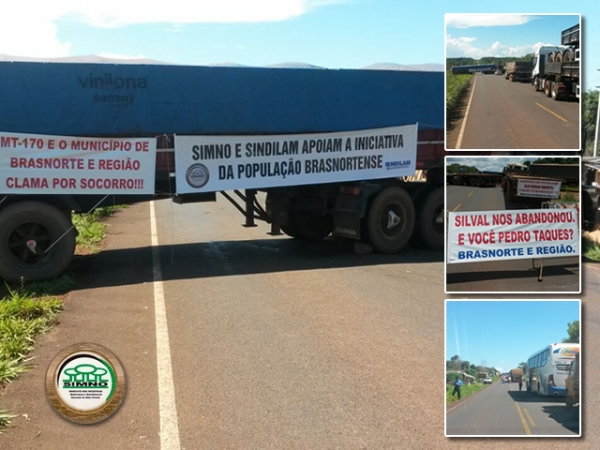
[446,13,533,29]
[97,52,148,60]
[446,34,550,59]
[0,1,335,57]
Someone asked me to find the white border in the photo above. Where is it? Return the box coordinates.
[444,155,582,294]
[444,299,582,438]
[444,13,582,152]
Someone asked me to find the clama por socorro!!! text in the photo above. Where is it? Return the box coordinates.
[0,132,156,195]
[447,209,579,264]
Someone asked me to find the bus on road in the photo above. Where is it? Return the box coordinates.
[526,343,580,396]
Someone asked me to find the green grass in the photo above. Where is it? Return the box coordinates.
[0,286,62,432]
[446,71,472,119]
[73,205,124,253]
[0,286,62,381]
[583,237,600,262]
[446,382,490,405]
[0,411,16,433]
[558,192,578,203]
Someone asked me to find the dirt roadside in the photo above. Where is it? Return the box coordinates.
[0,203,160,449]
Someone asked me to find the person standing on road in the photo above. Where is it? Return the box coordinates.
[518,377,523,391]
[452,377,463,400]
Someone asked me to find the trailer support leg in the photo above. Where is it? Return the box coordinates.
[537,258,544,282]
[244,189,258,228]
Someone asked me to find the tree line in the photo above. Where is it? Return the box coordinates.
[447,55,533,70]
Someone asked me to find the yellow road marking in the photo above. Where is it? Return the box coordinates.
[535,102,568,123]
[523,408,536,427]
[515,402,532,435]
[468,191,474,197]
[452,204,461,212]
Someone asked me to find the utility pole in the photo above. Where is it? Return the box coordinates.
[595,69,600,157]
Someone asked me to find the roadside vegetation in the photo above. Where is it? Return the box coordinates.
[0,206,121,433]
[446,71,472,120]
[583,236,600,262]
[446,355,499,405]
[446,382,489,405]
[73,205,122,254]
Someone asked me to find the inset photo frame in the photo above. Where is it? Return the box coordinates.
[444,155,582,294]
[445,299,581,437]
[445,13,581,151]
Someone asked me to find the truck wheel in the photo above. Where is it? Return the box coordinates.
[292,209,333,241]
[544,80,552,97]
[280,223,300,238]
[504,181,517,202]
[551,82,561,101]
[533,77,541,91]
[416,187,444,251]
[0,201,76,282]
[509,74,514,82]
[563,49,573,62]
[366,187,415,253]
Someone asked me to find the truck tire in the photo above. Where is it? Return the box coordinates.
[416,187,444,251]
[566,396,573,409]
[504,180,517,202]
[551,82,559,100]
[533,77,541,91]
[544,80,552,97]
[280,223,300,238]
[0,201,76,282]
[291,209,333,241]
[366,187,415,253]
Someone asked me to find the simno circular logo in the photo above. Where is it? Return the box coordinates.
[46,343,126,424]
[186,163,210,188]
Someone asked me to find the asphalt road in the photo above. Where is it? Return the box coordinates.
[447,72,580,150]
[446,380,579,436]
[446,185,580,293]
[152,196,448,449]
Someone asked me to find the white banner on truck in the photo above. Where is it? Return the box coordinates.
[447,209,579,264]
[0,132,156,194]
[174,125,418,194]
[517,178,562,199]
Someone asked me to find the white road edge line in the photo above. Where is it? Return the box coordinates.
[150,201,182,450]
[455,74,477,150]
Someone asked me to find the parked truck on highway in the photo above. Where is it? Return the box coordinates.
[0,60,448,282]
[504,61,532,82]
[510,368,523,383]
[447,171,503,187]
[532,23,580,100]
[582,158,600,232]
[503,163,577,204]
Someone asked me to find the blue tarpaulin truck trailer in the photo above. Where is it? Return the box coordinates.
[0,61,446,281]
